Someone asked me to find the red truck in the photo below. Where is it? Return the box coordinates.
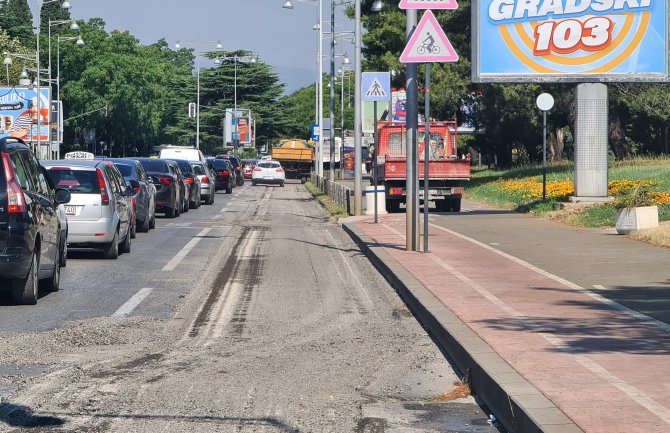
[374,120,470,212]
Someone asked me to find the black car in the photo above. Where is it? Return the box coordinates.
[0,138,71,304]
[164,160,190,214]
[207,157,234,194]
[110,159,157,232]
[216,154,244,186]
[164,159,201,209]
[131,158,181,218]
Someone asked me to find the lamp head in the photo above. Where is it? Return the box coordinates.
[343,52,350,65]
[61,1,72,10]
[282,0,293,9]
[20,68,28,79]
[216,41,223,49]
[70,22,79,31]
[76,37,85,46]
[3,56,12,66]
[175,40,181,49]
[371,0,384,12]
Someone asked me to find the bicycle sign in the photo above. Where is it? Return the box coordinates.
[400,10,458,63]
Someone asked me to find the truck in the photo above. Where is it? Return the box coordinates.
[373,120,470,212]
[271,139,315,183]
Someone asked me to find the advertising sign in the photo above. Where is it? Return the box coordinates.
[224,109,252,146]
[473,0,668,82]
[0,87,50,142]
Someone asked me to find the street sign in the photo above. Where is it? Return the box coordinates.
[400,10,458,63]
[362,72,391,102]
[311,124,320,141]
[399,0,458,9]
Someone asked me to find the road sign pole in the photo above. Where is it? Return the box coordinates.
[406,9,420,252]
[423,63,430,253]
[374,101,378,224]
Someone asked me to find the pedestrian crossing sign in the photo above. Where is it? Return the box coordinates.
[362,72,391,102]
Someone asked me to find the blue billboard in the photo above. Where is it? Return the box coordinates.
[0,87,51,142]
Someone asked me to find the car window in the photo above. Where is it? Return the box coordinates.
[258,162,280,169]
[9,151,34,191]
[138,159,168,172]
[192,164,205,176]
[45,168,101,194]
[20,150,50,195]
[104,166,120,194]
[137,164,149,182]
[114,163,134,178]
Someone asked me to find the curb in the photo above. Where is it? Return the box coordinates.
[342,221,584,433]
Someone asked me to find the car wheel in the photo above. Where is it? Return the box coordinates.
[140,215,151,232]
[251,180,257,186]
[121,228,131,254]
[149,214,156,229]
[41,252,60,293]
[174,202,181,217]
[280,182,285,188]
[60,231,67,267]
[12,250,39,305]
[165,207,175,218]
[130,219,137,239]
[226,187,232,194]
[103,229,119,259]
[207,192,215,205]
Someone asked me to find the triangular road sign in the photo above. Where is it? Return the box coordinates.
[400,10,459,64]
[365,78,388,98]
[399,0,458,9]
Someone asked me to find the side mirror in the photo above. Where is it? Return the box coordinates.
[55,188,71,205]
[125,186,135,197]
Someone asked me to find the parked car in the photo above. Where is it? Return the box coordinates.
[109,159,156,233]
[163,158,201,209]
[207,158,234,194]
[159,146,207,165]
[164,160,190,214]
[190,161,215,204]
[242,159,255,180]
[216,154,244,186]
[42,159,134,260]
[0,138,71,304]
[252,160,286,187]
[128,158,181,218]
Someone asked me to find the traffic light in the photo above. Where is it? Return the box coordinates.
[188,102,196,118]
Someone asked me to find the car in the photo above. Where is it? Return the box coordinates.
[109,159,156,233]
[42,159,134,260]
[216,154,244,186]
[190,161,215,204]
[252,160,286,187]
[164,160,191,214]
[159,146,207,165]
[241,159,255,180]
[0,138,71,304]
[163,158,201,209]
[207,158,234,194]
[130,158,181,218]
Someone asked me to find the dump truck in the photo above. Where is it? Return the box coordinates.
[271,139,315,183]
[373,120,470,212]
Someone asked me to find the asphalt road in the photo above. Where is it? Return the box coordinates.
[0,181,500,433]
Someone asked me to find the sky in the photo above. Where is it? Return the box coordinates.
[33,0,354,94]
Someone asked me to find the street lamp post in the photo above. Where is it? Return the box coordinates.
[175,40,223,149]
[48,18,78,92]
[56,35,83,158]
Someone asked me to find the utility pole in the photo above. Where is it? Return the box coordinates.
[406,10,419,251]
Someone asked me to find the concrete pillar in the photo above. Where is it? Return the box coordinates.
[571,83,610,201]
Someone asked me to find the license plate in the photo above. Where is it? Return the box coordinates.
[264,176,274,180]
[64,205,77,215]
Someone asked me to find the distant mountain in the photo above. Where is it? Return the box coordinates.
[274,65,317,95]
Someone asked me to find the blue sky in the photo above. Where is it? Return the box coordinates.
[33,0,353,94]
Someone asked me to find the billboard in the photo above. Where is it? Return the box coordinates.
[0,87,51,142]
[224,109,253,146]
[472,0,668,82]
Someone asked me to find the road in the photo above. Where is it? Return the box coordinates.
[0,181,499,433]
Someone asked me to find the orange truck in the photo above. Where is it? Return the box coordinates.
[374,120,470,212]
[271,139,315,183]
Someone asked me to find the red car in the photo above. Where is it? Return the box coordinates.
[242,160,255,179]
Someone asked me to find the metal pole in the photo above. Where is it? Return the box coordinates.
[329,0,336,183]
[318,0,324,178]
[36,1,42,159]
[423,64,431,253]
[48,20,52,94]
[234,57,238,155]
[353,0,362,215]
[374,101,378,224]
[543,110,547,200]
[196,50,201,149]
[57,38,60,159]
[340,67,345,179]
[406,10,419,251]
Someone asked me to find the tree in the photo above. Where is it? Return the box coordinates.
[40,0,72,35]
[0,0,33,45]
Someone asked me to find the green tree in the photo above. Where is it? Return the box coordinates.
[0,29,33,85]
[1,0,34,45]
[40,0,72,34]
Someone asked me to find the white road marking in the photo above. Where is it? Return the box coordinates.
[220,207,228,213]
[162,228,212,271]
[212,214,223,220]
[112,288,153,317]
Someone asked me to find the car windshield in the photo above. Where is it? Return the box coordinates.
[259,162,280,169]
[212,160,230,169]
[175,160,192,173]
[138,159,168,172]
[192,164,205,175]
[114,163,133,178]
[45,168,101,194]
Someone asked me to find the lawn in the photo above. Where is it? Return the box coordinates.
[466,158,670,228]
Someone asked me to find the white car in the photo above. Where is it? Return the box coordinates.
[251,161,285,187]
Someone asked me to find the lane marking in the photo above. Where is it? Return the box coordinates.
[212,214,223,220]
[429,222,670,332]
[112,288,153,317]
[220,207,228,213]
[162,228,212,272]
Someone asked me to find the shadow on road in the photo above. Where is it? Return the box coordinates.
[0,403,66,428]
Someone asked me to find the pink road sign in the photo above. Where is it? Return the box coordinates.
[400,10,459,63]
[399,0,458,10]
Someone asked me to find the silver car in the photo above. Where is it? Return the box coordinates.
[190,161,215,204]
[42,160,134,259]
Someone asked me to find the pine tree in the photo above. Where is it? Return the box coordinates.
[40,0,72,35]
[1,0,33,45]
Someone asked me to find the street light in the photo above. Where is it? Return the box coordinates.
[214,53,260,155]
[56,35,83,158]
[371,0,383,12]
[49,18,79,93]
[174,39,223,149]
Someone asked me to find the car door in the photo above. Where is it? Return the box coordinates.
[138,163,156,215]
[104,164,129,239]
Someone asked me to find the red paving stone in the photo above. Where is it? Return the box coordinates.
[347,214,670,433]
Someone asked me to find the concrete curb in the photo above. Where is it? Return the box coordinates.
[342,221,584,433]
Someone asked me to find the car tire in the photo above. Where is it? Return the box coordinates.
[165,207,175,218]
[280,182,285,188]
[149,214,156,229]
[207,192,215,205]
[130,219,137,239]
[103,230,119,259]
[140,215,151,233]
[226,187,232,194]
[174,203,181,217]
[251,181,257,186]
[41,253,60,293]
[12,250,39,305]
[60,231,67,268]
[121,228,131,254]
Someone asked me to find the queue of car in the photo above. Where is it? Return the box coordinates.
[0,142,287,305]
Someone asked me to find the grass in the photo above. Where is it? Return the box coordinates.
[304,181,349,223]
[467,158,670,246]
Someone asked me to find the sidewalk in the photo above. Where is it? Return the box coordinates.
[342,210,670,433]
